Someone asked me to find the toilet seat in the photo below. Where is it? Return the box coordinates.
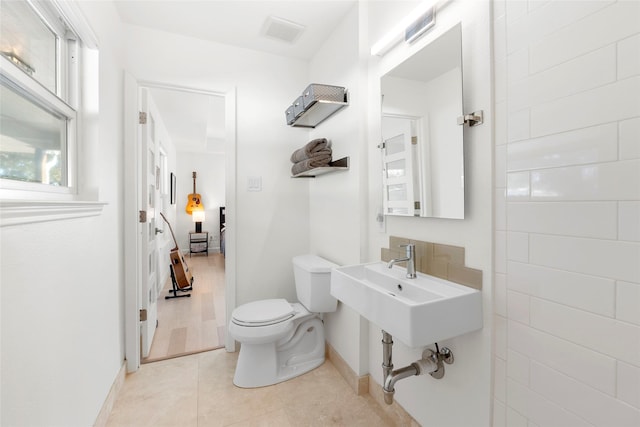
[232,299,295,327]
[229,300,312,345]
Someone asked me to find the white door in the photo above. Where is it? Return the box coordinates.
[381,116,416,216]
[139,88,161,358]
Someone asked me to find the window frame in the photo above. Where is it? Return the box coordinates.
[1,54,78,194]
[0,0,81,196]
[0,0,103,225]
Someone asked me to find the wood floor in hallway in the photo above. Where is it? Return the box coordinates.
[144,253,226,363]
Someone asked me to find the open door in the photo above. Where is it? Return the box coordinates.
[123,73,163,371]
[139,88,163,358]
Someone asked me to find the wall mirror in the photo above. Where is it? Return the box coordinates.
[380,23,464,219]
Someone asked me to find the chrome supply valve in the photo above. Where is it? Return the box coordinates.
[381,330,455,404]
[423,346,455,379]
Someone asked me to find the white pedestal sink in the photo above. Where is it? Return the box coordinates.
[330,262,483,347]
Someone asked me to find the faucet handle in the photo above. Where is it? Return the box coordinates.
[399,243,415,255]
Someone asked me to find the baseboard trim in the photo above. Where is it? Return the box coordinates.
[93,362,126,427]
[326,342,419,426]
[367,379,421,426]
[325,343,368,395]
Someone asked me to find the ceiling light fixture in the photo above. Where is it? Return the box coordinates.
[371,0,439,57]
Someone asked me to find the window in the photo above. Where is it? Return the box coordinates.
[0,1,103,225]
[0,0,79,192]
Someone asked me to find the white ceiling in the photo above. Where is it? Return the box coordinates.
[115,0,356,152]
[114,0,357,60]
[147,87,226,153]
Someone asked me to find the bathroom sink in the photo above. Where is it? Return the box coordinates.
[330,262,482,347]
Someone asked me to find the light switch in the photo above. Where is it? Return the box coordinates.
[248,176,262,192]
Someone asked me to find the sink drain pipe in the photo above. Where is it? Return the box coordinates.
[381,331,454,404]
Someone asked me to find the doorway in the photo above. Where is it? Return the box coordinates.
[124,75,237,372]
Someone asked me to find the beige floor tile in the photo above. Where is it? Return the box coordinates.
[278,363,393,426]
[226,409,292,427]
[110,321,394,427]
[106,357,199,427]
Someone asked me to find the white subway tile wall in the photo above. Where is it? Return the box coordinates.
[493,1,640,426]
[619,117,640,160]
[619,201,640,241]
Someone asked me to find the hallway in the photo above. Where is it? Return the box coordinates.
[144,253,226,362]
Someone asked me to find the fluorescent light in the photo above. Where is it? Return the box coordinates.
[370,0,438,56]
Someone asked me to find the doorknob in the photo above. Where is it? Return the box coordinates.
[155,227,163,234]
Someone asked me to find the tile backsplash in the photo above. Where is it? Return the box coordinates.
[381,236,482,290]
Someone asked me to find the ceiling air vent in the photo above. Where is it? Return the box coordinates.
[261,16,305,44]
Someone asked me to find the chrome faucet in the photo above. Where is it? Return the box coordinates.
[387,243,416,279]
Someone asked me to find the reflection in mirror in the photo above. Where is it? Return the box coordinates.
[381,23,464,219]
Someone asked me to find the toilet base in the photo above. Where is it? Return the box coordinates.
[233,317,325,388]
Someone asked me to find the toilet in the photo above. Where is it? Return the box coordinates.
[228,254,338,388]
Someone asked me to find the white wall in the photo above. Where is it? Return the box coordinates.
[309,1,493,425]
[367,1,493,425]
[176,152,225,251]
[122,23,312,306]
[492,1,640,426]
[0,2,126,425]
[0,1,313,424]
[307,4,371,375]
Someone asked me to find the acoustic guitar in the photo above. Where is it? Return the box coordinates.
[159,212,193,289]
[185,171,203,214]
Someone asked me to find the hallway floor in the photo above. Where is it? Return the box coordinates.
[144,253,226,362]
[106,349,394,426]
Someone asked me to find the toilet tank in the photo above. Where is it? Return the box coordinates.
[292,254,338,312]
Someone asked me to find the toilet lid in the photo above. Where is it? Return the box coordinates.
[232,299,295,326]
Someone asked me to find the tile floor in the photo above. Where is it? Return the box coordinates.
[106,349,395,426]
[144,253,226,362]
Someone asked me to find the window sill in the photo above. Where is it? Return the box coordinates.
[0,200,107,227]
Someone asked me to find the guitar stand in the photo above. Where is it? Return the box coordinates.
[165,264,193,300]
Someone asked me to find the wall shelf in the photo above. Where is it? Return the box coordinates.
[290,99,348,128]
[292,157,349,178]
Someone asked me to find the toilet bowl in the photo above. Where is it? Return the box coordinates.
[228,254,338,388]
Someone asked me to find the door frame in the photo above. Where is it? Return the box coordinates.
[124,75,237,372]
